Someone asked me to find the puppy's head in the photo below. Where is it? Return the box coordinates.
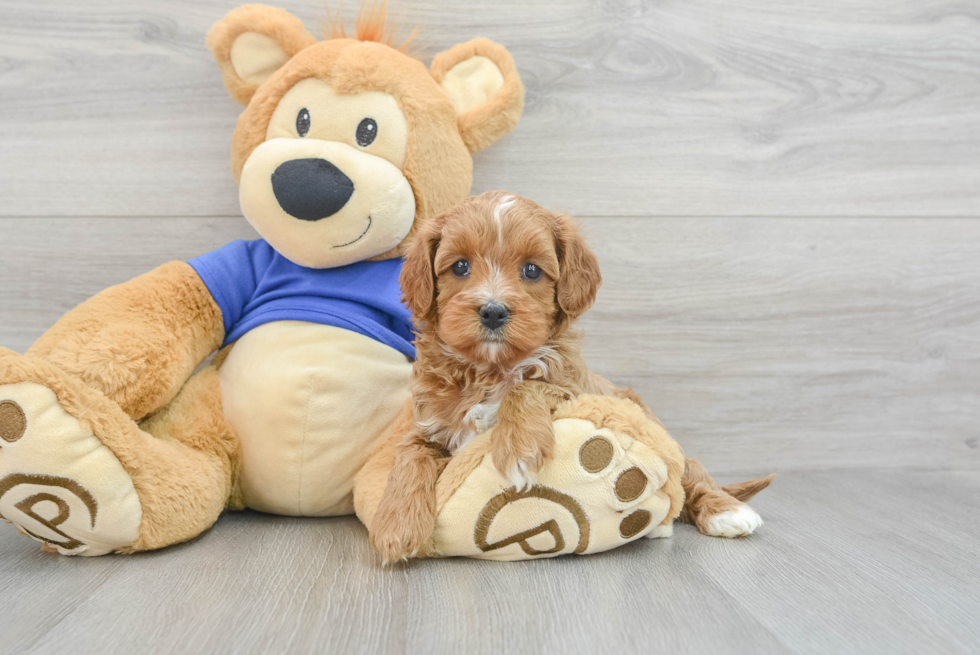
[401,191,601,366]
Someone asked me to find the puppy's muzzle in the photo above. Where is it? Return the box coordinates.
[271,158,355,221]
[479,302,510,331]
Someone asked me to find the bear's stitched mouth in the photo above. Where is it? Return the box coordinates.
[332,215,372,248]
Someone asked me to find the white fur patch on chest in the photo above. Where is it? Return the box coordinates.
[446,384,507,454]
[455,401,500,450]
[420,346,558,455]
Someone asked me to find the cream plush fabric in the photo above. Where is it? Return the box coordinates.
[219,321,412,516]
[440,56,505,115]
[432,418,678,560]
[0,383,142,556]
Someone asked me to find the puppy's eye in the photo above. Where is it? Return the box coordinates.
[296,108,310,137]
[521,263,542,281]
[356,118,378,147]
[452,260,470,277]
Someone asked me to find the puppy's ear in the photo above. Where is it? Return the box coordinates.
[207,5,317,105]
[400,216,444,322]
[552,212,602,320]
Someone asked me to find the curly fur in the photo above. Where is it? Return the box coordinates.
[369,192,775,561]
[370,192,642,562]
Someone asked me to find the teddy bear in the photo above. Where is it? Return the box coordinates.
[0,3,769,559]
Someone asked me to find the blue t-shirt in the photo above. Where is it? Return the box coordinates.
[188,240,415,358]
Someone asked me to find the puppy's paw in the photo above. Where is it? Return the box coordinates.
[494,444,543,492]
[369,525,427,565]
[368,496,435,565]
[491,419,554,491]
[505,459,536,493]
[704,504,763,538]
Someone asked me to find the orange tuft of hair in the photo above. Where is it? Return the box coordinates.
[322,1,418,54]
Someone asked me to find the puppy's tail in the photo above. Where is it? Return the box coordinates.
[722,473,776,502]
[680,459,775,536]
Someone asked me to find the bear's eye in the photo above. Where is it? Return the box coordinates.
[452,260,470,278]
[521,263,542,281]
[356,118,378,147]
[296,108,310,137]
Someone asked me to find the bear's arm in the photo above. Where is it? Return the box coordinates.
[26,261,224,421]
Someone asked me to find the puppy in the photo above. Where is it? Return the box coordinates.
[368,191,772,563]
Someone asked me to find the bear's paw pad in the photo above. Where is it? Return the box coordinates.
[0,383,142,556]
[432,418,675,560]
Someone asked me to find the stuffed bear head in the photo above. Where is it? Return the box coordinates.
[207,3,524,268]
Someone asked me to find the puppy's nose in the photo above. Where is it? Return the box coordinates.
[271,158,355,221]
[479,303,510,330]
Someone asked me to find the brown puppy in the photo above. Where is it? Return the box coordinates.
[369,191,772,562]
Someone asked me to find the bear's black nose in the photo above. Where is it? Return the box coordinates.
[271,158,355,221]
[479,303,510,331]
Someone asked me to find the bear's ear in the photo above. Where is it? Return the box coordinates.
[207,5,317,105]
[430,38,525,153]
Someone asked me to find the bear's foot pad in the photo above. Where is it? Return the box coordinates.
[0,382,142,556]
[432,416,678,561]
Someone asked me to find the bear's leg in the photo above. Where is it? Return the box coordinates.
[0,351,237,555]
[24,262,224,421]
[132,364,241,550]
[679,458,774,538]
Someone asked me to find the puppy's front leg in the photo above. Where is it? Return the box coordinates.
[369,430,446,564]
[492,381,573,491]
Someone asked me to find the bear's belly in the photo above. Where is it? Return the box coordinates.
[217,321,412,516]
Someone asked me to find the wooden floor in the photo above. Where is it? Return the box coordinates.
[1,0,978,653]
[2,469,979,654]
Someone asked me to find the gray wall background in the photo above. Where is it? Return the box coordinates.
[2,0,977,476]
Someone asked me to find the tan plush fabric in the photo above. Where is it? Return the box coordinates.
[430,38,525,153]
[218,322,412,516]
[207,4,317,105]
[137,365,243,541]
[25,262,224,422]
[0,351,237,554]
